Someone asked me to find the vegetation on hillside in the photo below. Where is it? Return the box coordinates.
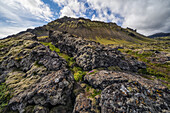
[118,41,170,88]
[31,16,154,44]
[0,83,12,112]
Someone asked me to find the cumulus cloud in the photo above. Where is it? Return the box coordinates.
[53,0,87,18]
[1,0,170,38]
[53,0,170,35]
[0,0,53,22]
[0,26,31,38]
[0,0,53,38]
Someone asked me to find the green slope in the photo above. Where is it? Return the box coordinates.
[30,16,154,45]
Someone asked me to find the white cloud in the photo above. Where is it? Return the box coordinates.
[1,0,170,38]
[53,0,170,35]
[0,0,53,22]
[0,26,31,38]
[53,0,87,18]
[87,0,170,35]
[0,0,53,38]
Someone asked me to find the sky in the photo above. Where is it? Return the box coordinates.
[0,0,170,38]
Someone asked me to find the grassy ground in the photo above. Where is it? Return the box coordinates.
[118,41,170,88]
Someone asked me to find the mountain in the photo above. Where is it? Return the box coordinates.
[4,16,153,45]
[148,32,170,38]
[0,17,169,113]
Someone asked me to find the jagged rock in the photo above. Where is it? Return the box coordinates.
[0,33,74,113]
[84,70,128,90]
[33,105,49,113]
[73,93,100,113]
[50,104,73,113]
[50,31,146,72]
[9,69,74,112]
[100,82,170,113]
[0,30,169,113]
[84,70,166,89]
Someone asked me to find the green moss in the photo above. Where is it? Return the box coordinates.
[37,36,48,40]
[0,83,12,111]
[40,42,76,67]
[74,71,86,82]
[85,84,101,98]
[0,44,8,49]
[41,42,60,53]
[108,66,121,71]
[91,89,102,98]
[71,67,82,73]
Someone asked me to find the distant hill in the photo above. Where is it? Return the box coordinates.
[46,16,153,44]
[4,16,153,44]
[148,32,170,38]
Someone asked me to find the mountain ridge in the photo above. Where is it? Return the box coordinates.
[148,32,170,38]
[2,16,153,44]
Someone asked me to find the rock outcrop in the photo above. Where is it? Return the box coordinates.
[75,70,170,113]
[100,82,169,113]
[0,31,169,113]
[0,32,74,113]
[50,31,146,72]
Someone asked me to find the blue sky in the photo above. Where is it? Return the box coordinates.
[0,0,170,38]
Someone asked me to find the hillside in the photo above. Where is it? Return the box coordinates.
[148,32,170,38]
[0,17,169,113]
[5,16,153,45]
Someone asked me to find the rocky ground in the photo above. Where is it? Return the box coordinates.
[0,31,169,113]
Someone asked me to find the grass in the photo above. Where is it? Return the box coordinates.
[90,36,132,45]
[0,83,12,111]
[119,42,170,87]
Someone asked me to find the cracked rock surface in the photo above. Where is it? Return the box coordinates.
[0,31,169,113]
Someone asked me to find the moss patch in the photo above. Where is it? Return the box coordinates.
[0,83,12,112]
[85,84,101,98]
[6,71,41,96]
[74,71,86,82]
